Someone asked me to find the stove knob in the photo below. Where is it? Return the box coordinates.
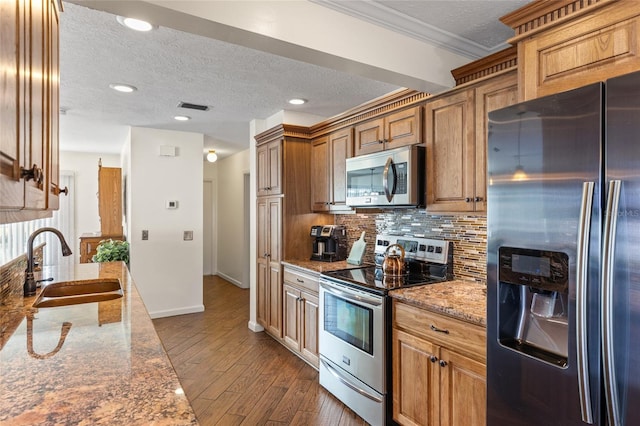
[427,245,435,253]
[435,246,442,254]
[419,244,426,252]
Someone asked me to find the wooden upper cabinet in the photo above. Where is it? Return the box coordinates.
[0,0,24,211]
[257,139,282,196]
[474,72,518,212]
[426,71,518,213]
[354,105,422,156]
[310,135,330,211]
[1,0,61,223]
[425,89,476,213]
[311,127,353,212]
[501,0,640,100]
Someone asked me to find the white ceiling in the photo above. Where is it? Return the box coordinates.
[59,0,528,159]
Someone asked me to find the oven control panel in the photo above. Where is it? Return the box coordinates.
[374,234,450,265]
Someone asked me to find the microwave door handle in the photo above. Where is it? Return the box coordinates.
[382,156,395,202]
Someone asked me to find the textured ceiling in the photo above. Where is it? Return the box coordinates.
[59,0,528,158]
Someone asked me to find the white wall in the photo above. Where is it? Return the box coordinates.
[59,151,121,263]
[203,160,218,276]
[127,127,204,318]
[214,149,250,287]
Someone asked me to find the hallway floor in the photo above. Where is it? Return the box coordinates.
[153,275,368,426]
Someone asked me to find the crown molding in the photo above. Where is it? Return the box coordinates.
[311,0,507,59]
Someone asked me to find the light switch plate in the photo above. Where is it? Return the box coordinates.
[142,230,149,240]
[183,231,193,241]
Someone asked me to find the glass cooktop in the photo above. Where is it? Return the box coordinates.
[322,264,447,295]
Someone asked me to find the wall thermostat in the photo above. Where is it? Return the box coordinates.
[166,200,178,209]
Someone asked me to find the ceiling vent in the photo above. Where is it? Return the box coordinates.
[177,101,210,111]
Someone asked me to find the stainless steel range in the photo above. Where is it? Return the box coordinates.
[318,234,452,426]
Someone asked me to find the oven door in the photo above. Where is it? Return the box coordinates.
[318,278,385,392]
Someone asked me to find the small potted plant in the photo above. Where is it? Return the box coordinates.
[92,239,130,264]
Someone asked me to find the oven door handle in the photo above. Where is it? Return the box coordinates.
[320,282,382,307]
[320,358,383,403]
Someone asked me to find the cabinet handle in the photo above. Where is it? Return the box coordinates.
[430,324,449,334]
[475,196,483,202]
[21,164,44,185]
[296,278,304,283]
[429,355,438,363]
[439,360,448,368]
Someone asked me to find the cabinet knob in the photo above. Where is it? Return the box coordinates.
[475,196,483,202]
[21,164,44,185]
[465,197,471,203]
[429,355,438,363]
[378,139,384,144]
[51,184,69,196]
[439,360,448,368]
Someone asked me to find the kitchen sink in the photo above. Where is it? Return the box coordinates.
[33,279,123,308]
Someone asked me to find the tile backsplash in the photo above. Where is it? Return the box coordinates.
[0,245,44,307]
[336,210,487,284]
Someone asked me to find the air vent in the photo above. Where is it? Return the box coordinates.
[177,102,209,111]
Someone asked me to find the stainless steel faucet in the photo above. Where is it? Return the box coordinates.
[24,227,73,297]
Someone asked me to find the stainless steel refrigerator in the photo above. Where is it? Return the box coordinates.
[487,71,640,425]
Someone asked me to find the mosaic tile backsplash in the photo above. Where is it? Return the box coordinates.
[0,245,44,308]
[336,210,487,284]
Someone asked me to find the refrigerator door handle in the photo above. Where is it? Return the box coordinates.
[602,179,622,426]
[576,181,595,424]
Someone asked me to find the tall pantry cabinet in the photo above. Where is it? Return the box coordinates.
[255,125,331,337]
[1,0,64,224]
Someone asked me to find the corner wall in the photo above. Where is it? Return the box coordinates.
[127,127,204,318]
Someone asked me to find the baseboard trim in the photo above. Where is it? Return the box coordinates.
[215,272,248,289]
[149,304,205,319]
[248,320,264,332]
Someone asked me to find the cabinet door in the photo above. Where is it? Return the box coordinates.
[329,128,352,209]
[393,328,440,426]
[425,89,475,212]
[385,105,422,150]
[256,261,268,327]
[24,0,47,210]
[47,0,61,209]
[282,283,301,351]
[0,0,24,210]
[256,140,282,196]
[300,289,319,367]
[439,347,486,426]
[99,167,123,236]
[310,136,330,211]
[474,73,518,212]
[266,197,282,336]
[354,117,385,156]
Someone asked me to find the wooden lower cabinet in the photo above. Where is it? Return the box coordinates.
[282,266,319,368]
[392,300,486,426]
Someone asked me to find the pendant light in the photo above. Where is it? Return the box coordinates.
[207,150,218,163]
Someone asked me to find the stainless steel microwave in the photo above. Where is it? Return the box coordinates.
[345,145,425,207]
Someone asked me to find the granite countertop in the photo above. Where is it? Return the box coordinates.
[390,280,487,327]
[282,259,372,274]
[0,262,198,425]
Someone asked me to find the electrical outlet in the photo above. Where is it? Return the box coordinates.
[142,230,149,240]
[183,231,193,241]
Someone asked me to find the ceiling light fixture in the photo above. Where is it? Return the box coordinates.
[116,16,155,32]
[288,98,307,105]
[174,115,191,121]
[109,83,137,93]
[206,150,218,163]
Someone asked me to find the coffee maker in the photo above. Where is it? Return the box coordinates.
[310,225,348,262]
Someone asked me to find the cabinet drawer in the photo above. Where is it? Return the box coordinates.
[283,267,319,294]
[393,300,486,362]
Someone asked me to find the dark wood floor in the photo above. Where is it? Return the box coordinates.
[153,275,368,426]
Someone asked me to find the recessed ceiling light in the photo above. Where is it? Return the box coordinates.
[288,98,307,105]
[174,115,191,121]
[109,83,137,93]
[116,16,155,32]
